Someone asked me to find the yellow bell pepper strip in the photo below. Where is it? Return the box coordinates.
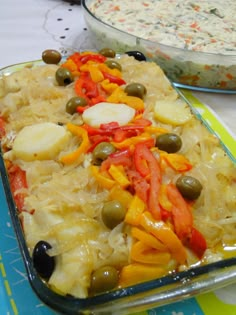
[60,123,90,164]
[101,79,119,94]
[98,63,122,78]
[107,87,144,111]
[144,125,169,136]
[131,241,171,264]
[108,164,131,188]
[161,153,192,172]
[80,64,104,83]
[109,185,133,209]
[158,184,173,212]
[90,165,116,189]
[140,211,187,264]
[131,227,167,251]
[134,143,162,220]
[166,183,193,242]
[124,194,146,226]
[119,263,166,287]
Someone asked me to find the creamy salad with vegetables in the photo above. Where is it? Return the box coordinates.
[89,0,236,54]
[85,0,236,90]
[0,49,236,298]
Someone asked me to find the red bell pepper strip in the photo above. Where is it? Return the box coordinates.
[8,164,28,212]
[134,143,162,220]
[87,135,111,153]
[0,117,6,139]
[80,54,106,64]
[100,148,132,172]
[127,170,150,204]
[188,227,207,258]
[102,72,126,85]
[166,183,193,241]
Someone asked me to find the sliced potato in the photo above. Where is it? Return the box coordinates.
[13,122,70,161]
[82,102,135,127]
[154,98,192,125]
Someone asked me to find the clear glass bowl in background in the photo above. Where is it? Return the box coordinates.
[81,0,236,94]
[1,61,236,315]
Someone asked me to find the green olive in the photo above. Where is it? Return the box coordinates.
[176,176,203,200]
[90,265,119,294]
[55,68,73,86]
[99,48,116,58]
[156,133,182,153]
[92,142,116,165]
[104,60,122,71]
[66,96,87,115]
[42,49,62,64]
[124,83,147,99]
[102,200,126,229]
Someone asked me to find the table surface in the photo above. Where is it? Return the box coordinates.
[0,1,236,315]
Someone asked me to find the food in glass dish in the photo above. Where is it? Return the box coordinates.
[0,48,235,299]
[82,0,236,91]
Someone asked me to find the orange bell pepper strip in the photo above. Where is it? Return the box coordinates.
[166,183,193,241]
[131,227,167,251]
[140,211,187,264]
[119,263,166,287]
[111,132,154,150]
[124,195,146,226]
[60,123,90,164]
[0,116,6,139]
[161,153,192,172]
[90,165,116,189]
[80,64,104,83]
[131,241,171,264]
[98,63,122,78]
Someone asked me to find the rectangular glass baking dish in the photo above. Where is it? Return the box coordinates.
[0,60,236,315]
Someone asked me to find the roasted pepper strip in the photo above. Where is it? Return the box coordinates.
[119,263,166,287]
[90,165,116,189]
[188,227,207,258]
[134,143,162,220]
[60,123,90,164]
[131,227,167,251]
[124,195,146,226]
[8,164,28,212]
[166,183,193,241]
[161,153,192,172]
[140,211,187,264]
[108,164,130,188]
[131,241,171,264]
[107,87,144,110]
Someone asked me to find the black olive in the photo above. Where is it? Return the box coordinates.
[176,176,203,200]
[104,60,122,71]
[156,133,182,153]
[99,48,116,58]
[55,68,73,86]
[90,266,119,294]
[66,96,87,114]
[124,83,147,99]
[125,51,146,61]
[42,49,62,64]
[32,240,55,279]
